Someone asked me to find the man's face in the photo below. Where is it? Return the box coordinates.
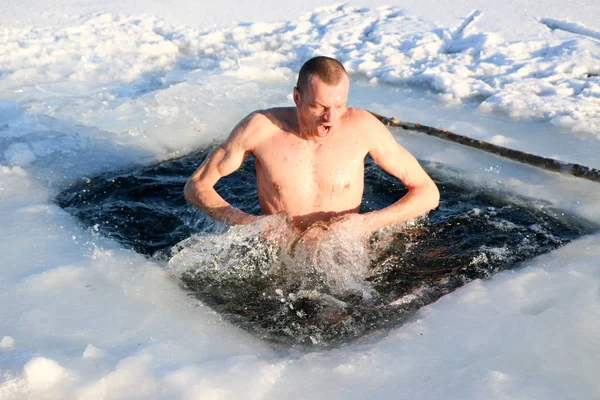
[294,74,349,140]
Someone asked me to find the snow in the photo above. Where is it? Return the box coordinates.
[81,344,105,360]
[540,18,600,41]
[1,0,600,399]
[0,336,15,349]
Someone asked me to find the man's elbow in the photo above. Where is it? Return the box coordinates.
[184,178,203,206]
[414,181,439,212]
[426,182,440,211]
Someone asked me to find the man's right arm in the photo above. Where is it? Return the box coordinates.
[184,112,262,225]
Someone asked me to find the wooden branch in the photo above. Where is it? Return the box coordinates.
[370,111,600,184]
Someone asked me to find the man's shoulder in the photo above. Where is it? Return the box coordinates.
[342,108,394,152]
[343,108,387,139]
[229,107,294,149]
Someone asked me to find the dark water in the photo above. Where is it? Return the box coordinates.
[57,146,595,347]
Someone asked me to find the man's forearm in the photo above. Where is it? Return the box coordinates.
[362,183,440,232]
[202,204,257,225]
[184,181,257,225]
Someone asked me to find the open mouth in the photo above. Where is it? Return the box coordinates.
[317,124,332,136]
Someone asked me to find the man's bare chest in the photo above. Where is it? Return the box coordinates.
[253,135,367,196]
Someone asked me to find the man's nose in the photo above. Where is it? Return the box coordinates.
[323,107,335,122]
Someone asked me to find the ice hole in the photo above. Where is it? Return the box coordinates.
[57,145,595,347]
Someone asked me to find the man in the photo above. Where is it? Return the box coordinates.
[184,56,439,236]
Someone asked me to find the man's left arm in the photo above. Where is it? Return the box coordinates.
[357,112,440,232]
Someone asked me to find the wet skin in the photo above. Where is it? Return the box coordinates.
[184,74,440,235]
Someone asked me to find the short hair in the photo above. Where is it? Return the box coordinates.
[296,56,348,94]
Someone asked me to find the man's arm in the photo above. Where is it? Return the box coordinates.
[184,112,262,225]
[359,111,440,232]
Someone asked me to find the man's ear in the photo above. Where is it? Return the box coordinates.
[293,87,300,107]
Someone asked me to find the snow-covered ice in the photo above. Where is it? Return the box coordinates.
[1,0,599,399]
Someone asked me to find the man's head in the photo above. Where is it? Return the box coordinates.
[293,56,350,140]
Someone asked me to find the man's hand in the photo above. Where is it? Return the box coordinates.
[253,212,299,247]
[288,213,371,259]
[292,213,369,250]
[326,213,371,237]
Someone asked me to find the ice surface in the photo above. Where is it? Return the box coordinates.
[1,0,600,399]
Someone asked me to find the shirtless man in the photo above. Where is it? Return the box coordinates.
[184,56,439,236]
